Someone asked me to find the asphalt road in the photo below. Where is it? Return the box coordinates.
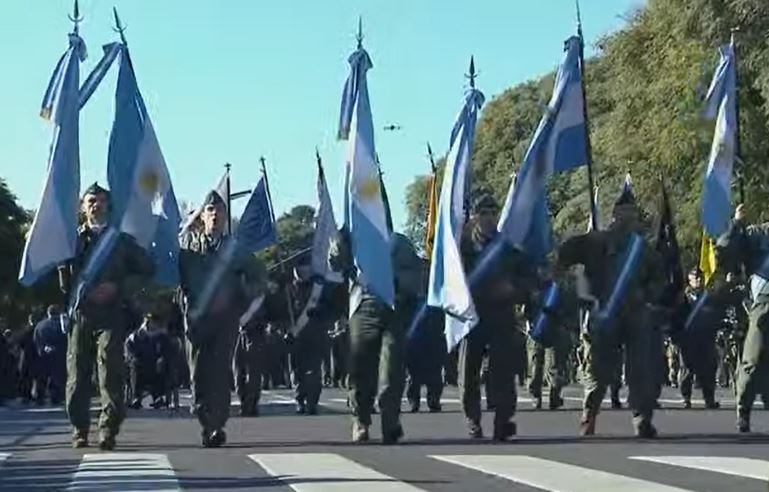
[0,385,768,491]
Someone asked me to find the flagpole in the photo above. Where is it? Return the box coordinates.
[260,156,297,331]
[576,0,599,231]
[224,162,232,234]
[57,0,84,298]
[112,7,128,46]
[731,28,745,204]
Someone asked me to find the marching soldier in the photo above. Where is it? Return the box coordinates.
[329,230,422,444]
[458,193,536,441]
[673,268,720,409]
[716,204,769,432]
[179,191,266,447]
[557,186,663,438]
[64,183,154,450]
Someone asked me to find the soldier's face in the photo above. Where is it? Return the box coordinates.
[473,209,497,236]
[82,192,109,224]
[689,273,702,289]
[201,203,225,235]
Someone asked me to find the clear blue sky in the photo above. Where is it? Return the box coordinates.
[1,0,643,229]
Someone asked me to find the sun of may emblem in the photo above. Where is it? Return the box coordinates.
[357,177,381,200]
[139,170,160,195]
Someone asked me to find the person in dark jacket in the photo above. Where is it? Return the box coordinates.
[33,306,68,405]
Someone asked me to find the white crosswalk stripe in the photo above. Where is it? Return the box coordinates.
[631,456,769,482]
[0,453,9,464]
[430,455,694,492]
[249,453,425,491]
[67,453,179,491]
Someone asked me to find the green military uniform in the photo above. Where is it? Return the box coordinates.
[234,313,266,417]
[329,231,422,444]
[558,199,663,437]
[290,280,329,415]
[527,328,569,410]
[458,227,535,440]
[179,231,265,446]
[716,218,769,431]
[66,225,154,449]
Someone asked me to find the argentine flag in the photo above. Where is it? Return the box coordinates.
[19,34,86,286]
[427,86,485,349]
[498,36,588,254]
[702,39,737,238]
[107,43,181,286]
[338,46,394,307]
[312,159,343,283]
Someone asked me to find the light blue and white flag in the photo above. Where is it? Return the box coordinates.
[702,39,737,238]
[338,46,394,307]
[19,34,87,286]
[237,176,276,253]
[427,86,484,348]
[107,44,181,286]
[498,36,588,255]
[312,161,343,283]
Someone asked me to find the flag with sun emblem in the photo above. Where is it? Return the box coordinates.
[338,43,394,307]
[107,44,180,286]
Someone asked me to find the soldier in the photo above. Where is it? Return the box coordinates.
[715,204,769,432]
[526,326,568,411]
[458,194,535,441]
[234,300,267,417]
[557,186,663,438]
[329,231,422,444]
[289,268,327,415]
[63,183,154,450]
[179,191,265,447]
[673,268,720,409]
[33,306,67,405]
[406,306,445,413]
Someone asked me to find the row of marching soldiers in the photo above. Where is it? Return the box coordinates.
[39,175,769,450]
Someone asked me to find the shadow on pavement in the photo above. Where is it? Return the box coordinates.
[178,474,449,489]
[0,458,80,491]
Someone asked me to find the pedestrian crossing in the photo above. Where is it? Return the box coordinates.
[1,452,768,491]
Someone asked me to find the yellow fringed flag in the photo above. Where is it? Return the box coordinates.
[699,232,718,285]
[424,171,438,258]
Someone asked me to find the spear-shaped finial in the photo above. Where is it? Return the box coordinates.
[427,142,436,173]
[356,16,364,49]
[575,0,584,40]
[315,147,323,172]
[68,0,84,34]
[466,56,477,88]
[113,7,128,46]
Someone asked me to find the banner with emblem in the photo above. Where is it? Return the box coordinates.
[107,43,181,286]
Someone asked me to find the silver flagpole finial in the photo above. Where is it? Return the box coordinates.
[68,0,84,34]
[466,56,477,88]
[356,17,364,49]
[113,7,128,46]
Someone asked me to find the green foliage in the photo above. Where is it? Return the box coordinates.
[256,205,316,276]
[404,0,769,269]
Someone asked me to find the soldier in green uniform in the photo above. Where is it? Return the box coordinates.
[716,204,769,432]
[328,231,422,444]
[458,194,536,441]
[179,191,265,447]
[526,326,568,410]
[234,298,268,417]
[557,187,663,438]
[64,183,154,450]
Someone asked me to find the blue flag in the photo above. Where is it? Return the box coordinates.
[338,47,394,307]
[702,39,737,238]
[105,44,181,286]
[237,176,276,253]
[19,34,86,286]
[427,86,485,349]
[498,36,588,257]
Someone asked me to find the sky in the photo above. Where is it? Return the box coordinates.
[0,0,643,230]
